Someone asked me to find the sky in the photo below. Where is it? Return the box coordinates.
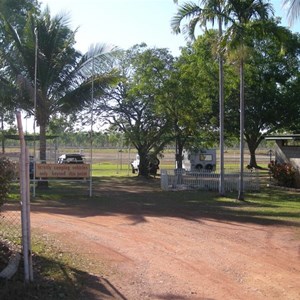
[18,0,300,132]
[40,0,300,57]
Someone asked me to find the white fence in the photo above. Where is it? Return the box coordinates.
[161,169,260,192]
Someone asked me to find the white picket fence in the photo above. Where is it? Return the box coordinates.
[160,169,260,192]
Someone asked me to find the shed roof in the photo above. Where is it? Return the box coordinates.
[4,134,58,141]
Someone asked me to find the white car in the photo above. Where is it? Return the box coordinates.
[131,155,140,173]
[130,154,160,175]
[57,154,84,164]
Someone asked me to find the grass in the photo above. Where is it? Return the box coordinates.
[1,174,299,299]
[0,234,98,300]
[235,188,300,223]
[91,162,134,176]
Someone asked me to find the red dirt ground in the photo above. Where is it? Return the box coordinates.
[7,178,300,299]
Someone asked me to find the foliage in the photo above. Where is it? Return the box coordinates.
[0,9,118,169]
[0,0,40,28]
[268,161,296,187]
[0,0,40,141]
[178,31,238,143]
[100,44,174,176]
[0,156,15,206]
[239,22,300,167]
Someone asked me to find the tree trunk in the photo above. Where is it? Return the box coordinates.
[37,119,48,188]
[247,136,261,168]
[176,143,184,169]
[1,116,5,154]
[249,150,257,168]
[138,151,149,177]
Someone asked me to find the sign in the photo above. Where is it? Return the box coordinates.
[35,164,90,178]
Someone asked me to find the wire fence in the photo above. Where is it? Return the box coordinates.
[0,152,22,250]
[0,198,22,252]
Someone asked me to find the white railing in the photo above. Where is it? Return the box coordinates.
[160,169,260,192]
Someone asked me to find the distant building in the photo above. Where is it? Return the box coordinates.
[265,134,300,187]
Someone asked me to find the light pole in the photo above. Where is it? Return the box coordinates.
[218,16,225,196]
[33,27,38,197]
[89,54,94,197]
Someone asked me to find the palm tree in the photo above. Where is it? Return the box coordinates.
[1,9,117,186]
[284,0,300,25]
[172,0,226,196]
[223,0,273,200]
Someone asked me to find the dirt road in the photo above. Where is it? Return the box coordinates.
[29,179,300,300]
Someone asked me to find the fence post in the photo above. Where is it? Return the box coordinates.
[16,111,33,282]
[160,170,168,191]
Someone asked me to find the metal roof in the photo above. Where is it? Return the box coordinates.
[265,134,300,140]
[4,134,59,141]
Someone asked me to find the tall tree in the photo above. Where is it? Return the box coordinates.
[225,22,300,167]
[172,0,227,195]
[1,9,117,186]
[0,0,39,148]
[223,0,273,200]
[155,43,218,170]
[99,45,174,177]
[172,31,232,154]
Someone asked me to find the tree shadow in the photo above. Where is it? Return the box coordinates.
[0,250,127,300]
[5,176,300,228]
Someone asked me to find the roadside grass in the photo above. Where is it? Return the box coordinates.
[1,173,299,299]
[0,233,105,300]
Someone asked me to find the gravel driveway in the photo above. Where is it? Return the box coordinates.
[26,178,300,299]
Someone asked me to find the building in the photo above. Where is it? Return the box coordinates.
[265,134,300,187]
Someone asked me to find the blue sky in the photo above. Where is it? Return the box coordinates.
[40,0,299,56]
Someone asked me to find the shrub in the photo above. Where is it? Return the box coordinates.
[268,161,296,188]
[0,157,16,207]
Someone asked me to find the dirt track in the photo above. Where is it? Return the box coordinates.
[28,178,300,300]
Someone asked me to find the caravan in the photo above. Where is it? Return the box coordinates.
[182,149,216,172]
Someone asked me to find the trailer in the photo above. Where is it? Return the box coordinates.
[182,149,216,172]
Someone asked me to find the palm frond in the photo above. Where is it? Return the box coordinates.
[79,43,118,77]
[171,2,202,35]
[57,71,119,114]
[284,0,300,25]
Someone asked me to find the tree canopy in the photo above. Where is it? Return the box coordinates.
[0,8,118,168]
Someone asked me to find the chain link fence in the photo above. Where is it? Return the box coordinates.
[0,201,22,249]
[0,153,22,252]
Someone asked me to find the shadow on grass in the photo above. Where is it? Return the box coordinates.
[0,250,127,300]
[6,176,300,227]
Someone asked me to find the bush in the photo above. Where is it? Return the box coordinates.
[268,161,296,188]
[0,157,16,207]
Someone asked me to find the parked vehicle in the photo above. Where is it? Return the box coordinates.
[131,155,140,173]
[182,149,216,172]
[57,154,84,164]
[131,154,160,175]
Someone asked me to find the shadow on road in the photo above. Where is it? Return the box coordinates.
[5,176,300,228]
